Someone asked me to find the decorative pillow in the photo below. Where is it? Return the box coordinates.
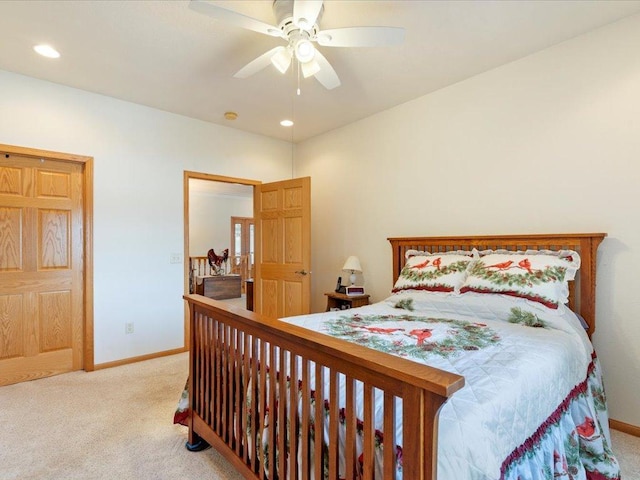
[459,249,581,309]
[393,251,476,294]
[405,249,430,260]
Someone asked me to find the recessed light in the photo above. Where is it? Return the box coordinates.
[280,120,294,127]
[34,44,60,59]
[224,111,238,121]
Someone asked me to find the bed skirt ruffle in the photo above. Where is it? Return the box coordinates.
[500,354,620,480]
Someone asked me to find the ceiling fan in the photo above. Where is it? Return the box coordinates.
[189,0,405,90]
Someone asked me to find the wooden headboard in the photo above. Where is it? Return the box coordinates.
[388,233,606,338]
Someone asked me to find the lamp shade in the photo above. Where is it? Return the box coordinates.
[342,256,361,285]
[342,256,362,273]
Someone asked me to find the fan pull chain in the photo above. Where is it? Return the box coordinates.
[297,60,301,96]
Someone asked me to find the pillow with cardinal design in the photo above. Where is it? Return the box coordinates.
[393,251,476,294]
[459,249,581,309]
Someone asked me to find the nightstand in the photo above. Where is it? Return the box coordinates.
[325,292,370,311]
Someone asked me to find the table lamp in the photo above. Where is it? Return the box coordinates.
[342,256,362,285]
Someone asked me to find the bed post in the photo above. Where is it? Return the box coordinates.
[186,306,210,452]
[400,387,448,479]
[578,235,605,338]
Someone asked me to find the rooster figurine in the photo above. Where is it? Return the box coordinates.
[207,248,229,275]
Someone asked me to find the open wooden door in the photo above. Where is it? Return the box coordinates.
[254,177,311,318]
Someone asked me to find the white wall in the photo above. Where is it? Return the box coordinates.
[189,191,252,257]
[295,15,640,427]
[0,69,292,364]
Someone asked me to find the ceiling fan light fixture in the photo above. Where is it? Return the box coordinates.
[294,39,315,63]
[295,17,311,30]
[271,47,292,74]
[301,58,320,78]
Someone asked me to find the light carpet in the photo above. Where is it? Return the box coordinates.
[0,352,637,479]
[0,353,242,480]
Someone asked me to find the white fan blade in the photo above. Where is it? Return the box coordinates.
[312,49,340,90]
[234,46,285,78]
[293,0,323,29]
[316,26,405,47]
[189,0,282,37]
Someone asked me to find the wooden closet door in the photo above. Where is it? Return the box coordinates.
[0,155,84,386]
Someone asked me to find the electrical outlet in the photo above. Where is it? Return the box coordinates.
[170,253,182,264]
[125,322,134,334]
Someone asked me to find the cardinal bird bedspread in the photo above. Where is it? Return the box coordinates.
[281,291,620,480]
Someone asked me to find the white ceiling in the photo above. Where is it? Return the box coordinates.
[2,0,640,143]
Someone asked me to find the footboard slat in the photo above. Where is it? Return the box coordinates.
[215,320,222,436]
[345,377,356,480]
[328,369,339,479]
[278,348,287,477]
[250,335,259,473]
[195,312,203,418]
[228,326,234,442]
[288,353,299,480]
[241,332,250,461]
[202,316,215,422]
[300,358,311,480]
[186,295,464,480]
[313,362,324,480]
[258,340,267,480]
[222,324,228,442]
[362,383,375,480]
[233,327,239,447]
[268,345,277,480]
[383,392,397,480]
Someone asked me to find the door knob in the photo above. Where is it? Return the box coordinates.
[295,270,309,275]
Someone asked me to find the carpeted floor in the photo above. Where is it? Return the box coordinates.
[613,428,640,479]
[0,353,243,480]
[0,352,637,479]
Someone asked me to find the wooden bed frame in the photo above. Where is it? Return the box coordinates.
[183,233,606,480]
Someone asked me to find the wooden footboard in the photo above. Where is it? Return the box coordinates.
[184,294,464,480]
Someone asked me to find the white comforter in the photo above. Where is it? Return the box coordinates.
[281,291,618,480]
